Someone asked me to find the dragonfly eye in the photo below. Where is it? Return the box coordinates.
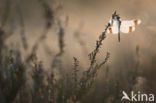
[117,16,120,19]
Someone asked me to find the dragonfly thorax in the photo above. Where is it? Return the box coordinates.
[112,19,121,26]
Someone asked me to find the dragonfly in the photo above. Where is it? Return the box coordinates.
[107,11,141,42]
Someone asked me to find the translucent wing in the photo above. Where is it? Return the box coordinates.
[121,19,141,27]
[107,26,119,35]
[120,25,135,33]
[120,19,141,33]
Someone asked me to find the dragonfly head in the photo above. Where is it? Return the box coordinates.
[112,11,120,21]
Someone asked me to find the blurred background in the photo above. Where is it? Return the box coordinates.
[0,0,156,103]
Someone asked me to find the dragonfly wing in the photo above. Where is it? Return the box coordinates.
[120,25,135,33]
[121,19,141,27]
[107,26,119,35]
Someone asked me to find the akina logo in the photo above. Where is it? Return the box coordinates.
[121,91,155,102]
